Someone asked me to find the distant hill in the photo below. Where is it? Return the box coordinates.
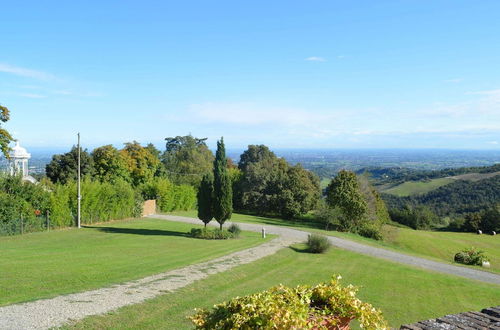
[359,163,500,186]
[382,174,500,217]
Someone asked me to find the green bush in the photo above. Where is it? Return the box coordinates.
[306,234,330,253]
[454,247,489,266]
[227,223,241,237]
[358,223,383,240]
[189,227,234,240]
[141,178,196,212]
[190,276,388,329]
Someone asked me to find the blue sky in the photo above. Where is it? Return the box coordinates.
[1,0,499,151]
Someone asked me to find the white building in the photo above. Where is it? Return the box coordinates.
[9,141,37,183]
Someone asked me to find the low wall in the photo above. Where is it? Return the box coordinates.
[142,199,156,217]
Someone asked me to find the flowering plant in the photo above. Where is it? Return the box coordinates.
[190,275,388,329]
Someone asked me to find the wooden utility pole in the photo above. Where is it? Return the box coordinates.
[77,133,81,228]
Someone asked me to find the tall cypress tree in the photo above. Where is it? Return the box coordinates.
[197,173,213,227]
[213,137,232,229]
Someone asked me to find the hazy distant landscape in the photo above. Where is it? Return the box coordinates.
[5,147,500,177]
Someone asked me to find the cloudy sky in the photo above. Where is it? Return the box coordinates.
[1,1,499,150]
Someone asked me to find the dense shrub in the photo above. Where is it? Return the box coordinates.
[49,183,74,227]
[358,223,383,240]
[141,178,196,212]
[190,276,388,329]
[227,223,241,237]
[75,179,137,224]
[189,227,234,240]
[306,234,330,253]
[454,247,489,266]
[0,175,51,235]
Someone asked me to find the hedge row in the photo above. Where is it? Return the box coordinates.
[0,175,196,235]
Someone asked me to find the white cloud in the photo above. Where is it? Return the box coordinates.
[487,141,499,145]
[421,88,500,117]
[187,102,337,127]
[0,63,57,81]
[305,56,326,62]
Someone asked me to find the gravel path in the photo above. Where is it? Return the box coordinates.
[0,235,298,330]
[157,214,500,286]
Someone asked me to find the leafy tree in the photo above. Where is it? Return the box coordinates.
[326,170,367,231]
[45,146,94,184]
[479,206,500,232]
[197,174,214,227]
[213,137,232,229]
[278,164,320,219]
[92,145,130,183]
[463,212,482,232]
[237,147,320,219]
[162,135,214,186]
[357,174,390,225]
[238,144,276,172]
[0,104,14,158]
[120,141,160,185]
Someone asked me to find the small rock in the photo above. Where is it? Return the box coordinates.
[477,230,482,235]
[492,231,496,236]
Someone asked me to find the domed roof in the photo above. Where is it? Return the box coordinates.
[9,141,31,159]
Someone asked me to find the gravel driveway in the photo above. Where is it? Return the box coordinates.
[158,214,500,286]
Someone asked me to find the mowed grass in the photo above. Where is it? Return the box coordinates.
[170,210,500,273]
[0,218,271,306]
[380,177,454,196]
[380,225,500,273]
[65,244,500,329]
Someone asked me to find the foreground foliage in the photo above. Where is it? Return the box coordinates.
[191,276,387,330]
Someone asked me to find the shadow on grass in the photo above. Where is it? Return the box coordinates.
[289,245,311,254]
[85,226,189,237]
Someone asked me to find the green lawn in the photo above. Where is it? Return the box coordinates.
[380,177,454,196]
[0,218,271,306]
[170,210,500,273]
[65,244,500,329]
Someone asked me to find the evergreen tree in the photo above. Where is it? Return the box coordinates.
[197,174,214,227]
[213,137,232,229]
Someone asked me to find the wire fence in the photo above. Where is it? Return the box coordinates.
[0,212,52,236]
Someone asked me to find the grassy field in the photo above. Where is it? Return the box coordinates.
[170,210,500,273]
[0,218,271,306]
[65,244,500,329]
[380,177,454,196]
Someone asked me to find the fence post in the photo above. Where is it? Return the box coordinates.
[47,210,50,231]
[20,214,23,235]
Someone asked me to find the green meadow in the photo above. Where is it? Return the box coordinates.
[65,243,500,329]
[170,210,500,273]
[0,218,270,306]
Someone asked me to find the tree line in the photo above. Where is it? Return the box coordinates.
[382,175,500,231]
